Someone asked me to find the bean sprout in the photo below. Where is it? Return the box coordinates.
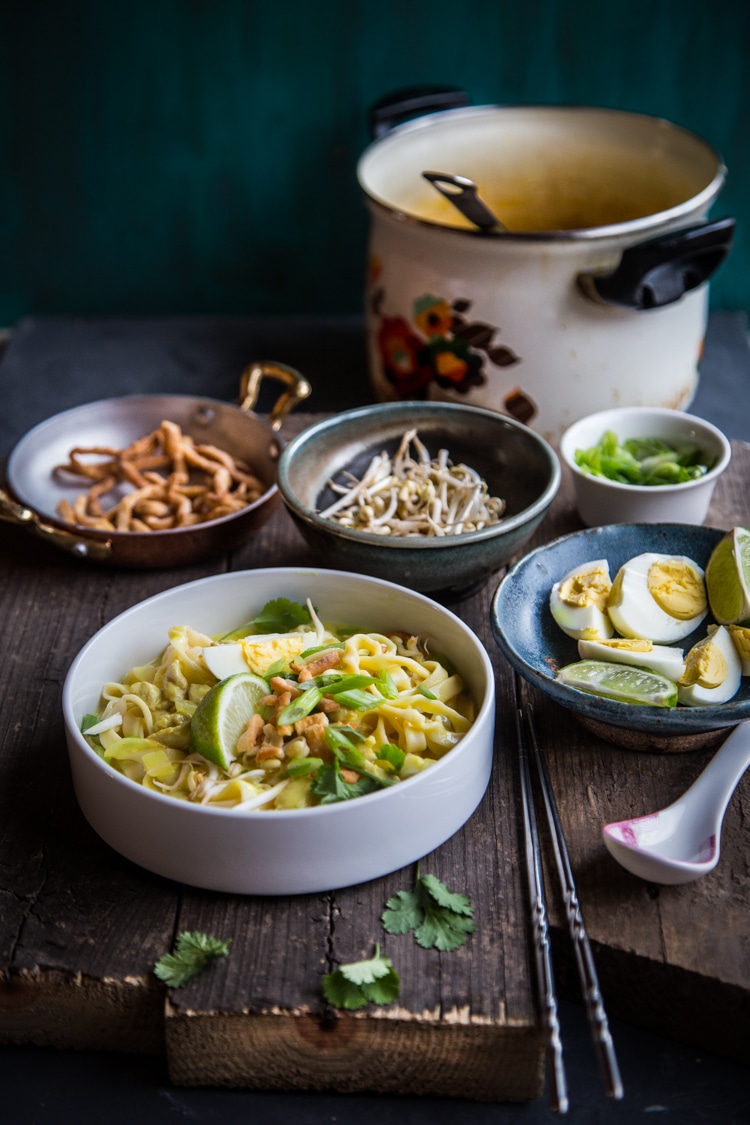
[318,430,505,537]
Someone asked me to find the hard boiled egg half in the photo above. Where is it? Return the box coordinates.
[549,560,614,640]
[577,637,686,681]
[201,632,312,680]
[606,553,708,644]
[678,625,742,706]
[728,624,750,676]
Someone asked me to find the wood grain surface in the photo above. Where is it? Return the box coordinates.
[1,418,748,1098]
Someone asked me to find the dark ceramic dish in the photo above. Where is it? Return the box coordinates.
[491,523,750,752]
[277,402,561,594]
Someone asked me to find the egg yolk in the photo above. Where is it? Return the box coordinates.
[558,567,611,610]
[240,634,309,675]
[728,624,750,661]
[647,560,707,621]
[679,636,728,688]
[596,638,653,652]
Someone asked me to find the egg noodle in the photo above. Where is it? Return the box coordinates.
[82,602,475,810]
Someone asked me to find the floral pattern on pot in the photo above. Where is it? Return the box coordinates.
[371,275,526,410]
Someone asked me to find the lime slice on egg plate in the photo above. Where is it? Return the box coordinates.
[556,660,679,708]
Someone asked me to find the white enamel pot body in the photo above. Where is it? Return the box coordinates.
[358,102,733,444]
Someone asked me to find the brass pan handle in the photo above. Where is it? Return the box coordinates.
[239,361,312,431]
[0,488,113,560]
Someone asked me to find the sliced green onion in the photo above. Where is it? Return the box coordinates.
[277,688,323,726]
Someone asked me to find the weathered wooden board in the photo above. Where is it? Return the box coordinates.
[161,583,541,1100]
[1,405,749,1097]
[0,414,541,1101]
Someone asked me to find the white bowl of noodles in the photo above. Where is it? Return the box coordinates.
[62,568,495,895]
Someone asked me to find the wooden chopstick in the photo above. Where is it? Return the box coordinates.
[515,707,569,1114]
[524,703,624,1103]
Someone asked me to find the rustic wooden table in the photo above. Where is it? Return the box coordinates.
[1,315,749,1123]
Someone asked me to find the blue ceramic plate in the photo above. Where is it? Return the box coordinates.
[491,524,750,741]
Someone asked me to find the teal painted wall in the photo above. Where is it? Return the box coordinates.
[2,0,748,323]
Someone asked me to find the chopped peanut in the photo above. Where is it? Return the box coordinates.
[235,713,264,757]
[294,712,329,754]
[292,649,342,679]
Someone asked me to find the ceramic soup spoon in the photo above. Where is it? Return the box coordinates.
[602,720,750,885]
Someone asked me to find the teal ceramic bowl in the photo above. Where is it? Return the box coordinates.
[491,523,750,751]
[278,402,561,595]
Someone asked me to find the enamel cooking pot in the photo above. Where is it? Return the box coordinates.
[359,89,735,443]
[0,361,311,568]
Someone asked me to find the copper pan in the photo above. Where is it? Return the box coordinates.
[0,360,311,568]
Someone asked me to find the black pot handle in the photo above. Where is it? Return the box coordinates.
[369,86,470,139]
[578,217,735,310]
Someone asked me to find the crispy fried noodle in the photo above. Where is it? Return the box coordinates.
[54,420,265,531]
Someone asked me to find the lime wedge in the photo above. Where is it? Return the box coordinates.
[556,660,678,708]
[706,526,750,626]
[190,672,270,770]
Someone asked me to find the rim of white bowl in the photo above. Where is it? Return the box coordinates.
[62,566,495,819]
[559,407,732,493]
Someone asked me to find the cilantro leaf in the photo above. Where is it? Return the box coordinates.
[310,764,382,803]
[382,889,423,934]
[153,931,231,988]
[251,598,313,633]
[419,872,474,916]
[381,873,475,952]
[360,970,401,1005]
[339,949,392,986]
[414,907,475,952]
[376,743,405,772]
[219,598,312,640]
[322,970,370,1010]
[325,725,368,769]
[309,728,396,803]
[322,944,400,1010]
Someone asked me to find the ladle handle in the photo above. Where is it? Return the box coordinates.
[422,171,506,233]
[0,487,112,560]
[239,361,312,432]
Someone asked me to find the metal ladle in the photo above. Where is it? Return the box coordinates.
[422,171,507,232]
[602,720,750,885]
